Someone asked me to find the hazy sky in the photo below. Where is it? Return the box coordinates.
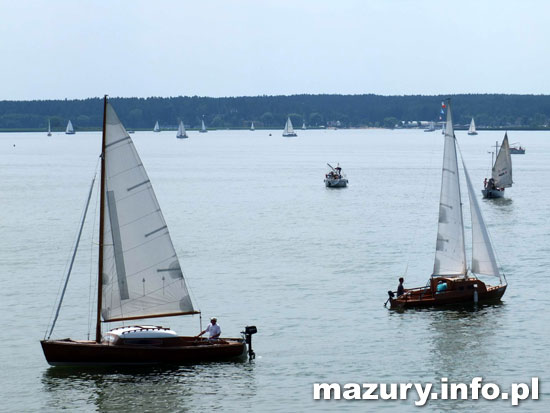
[1,0,549,100]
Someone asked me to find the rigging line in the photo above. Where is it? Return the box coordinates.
[44,157,101,339]
[87,161,101,340]
[46,171,98,340]
[402,132,439,278]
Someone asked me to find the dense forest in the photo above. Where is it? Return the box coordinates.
[1,94,550,131]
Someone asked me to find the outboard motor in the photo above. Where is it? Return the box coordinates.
[242,326,257,360]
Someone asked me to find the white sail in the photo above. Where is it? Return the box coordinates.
[250,122,255,131]
[65,120,75,134]
[283,117,294,135]
[433,102,467,276]
[47,119,52,136]
[302,122,306,130]
[492,134,513,188]
[468,118,476,134]
[153,121,160,132]
[462,159,500,277]
[101,103,194,321]
[201,119,206,132]
[176,121,187,138]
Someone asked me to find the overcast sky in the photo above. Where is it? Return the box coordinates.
[1,0,548,100]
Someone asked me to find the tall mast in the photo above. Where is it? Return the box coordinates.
[96,95,107,343]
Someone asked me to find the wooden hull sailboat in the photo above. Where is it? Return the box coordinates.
[389,277,506,310]
[41,97,256,366]
[41,334,247,366]
[387,100,507,310]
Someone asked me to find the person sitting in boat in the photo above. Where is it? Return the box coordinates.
[488,178,495,190]
[483,178,488,188]
[397,277,405,297]
[196,317,221,341]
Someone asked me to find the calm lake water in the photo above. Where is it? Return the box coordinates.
[0,128,548,412]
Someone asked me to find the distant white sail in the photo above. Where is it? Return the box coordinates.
[468,118,477,134]
[283,117,296,136]
[65,120,75,134]
[176,121,187,138]
[492,134,513,188]
[153,121,160,132]
[250,122,255,131]
[200,119,207,133]
[47,119,52,136]
[433,102,467,277]
[101,103,194,321]
[462,160,500,277]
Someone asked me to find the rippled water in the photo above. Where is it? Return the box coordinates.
[0,128,548,412]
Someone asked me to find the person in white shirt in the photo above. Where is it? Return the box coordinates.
[196,317,221,341]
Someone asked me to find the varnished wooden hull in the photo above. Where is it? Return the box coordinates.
[389,278,507,310]
[41,336,247,366]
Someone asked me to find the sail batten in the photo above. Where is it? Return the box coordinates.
[101,103,194,322]
[433,102,467,276]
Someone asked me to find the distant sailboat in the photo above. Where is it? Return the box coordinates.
[282,117,297,137]
[387,100,507,309]
[424,121,436,132]
[47,119,52,136]
[153,121,160,132]
[40,97,256,366]
[250,122,255,131]
[468,118,478,135]
[199,118,207,133]
[302,121,306,130]
[176,120,188,139]
[482,134,513,199]
[65,120,75,135]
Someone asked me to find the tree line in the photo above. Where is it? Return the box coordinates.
[1,94,550,131]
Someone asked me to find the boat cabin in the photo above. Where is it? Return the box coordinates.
[102,326,178,346]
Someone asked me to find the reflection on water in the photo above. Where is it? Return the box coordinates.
[42,362,257,412]
[426,303,506,410]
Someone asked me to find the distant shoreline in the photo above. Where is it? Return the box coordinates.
[1,126,549,133]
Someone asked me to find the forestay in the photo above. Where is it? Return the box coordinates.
[462,160,500,277]
[433,102,467,276]
[101,103,194,322]
[492,133,513,188]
